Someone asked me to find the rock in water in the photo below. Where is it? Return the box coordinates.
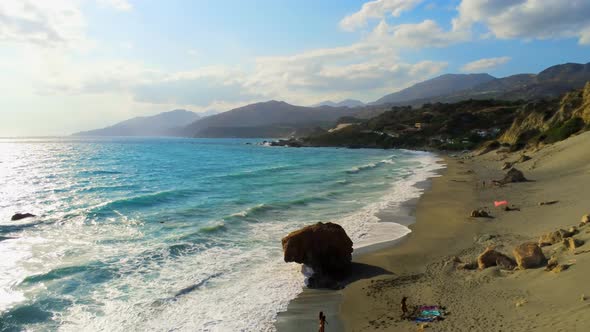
[282,222,353,288]
[513,242,546,269]
[11,213,36,221]
[500,168,527,184]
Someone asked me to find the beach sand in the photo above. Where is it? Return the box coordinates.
[340,131,590,331]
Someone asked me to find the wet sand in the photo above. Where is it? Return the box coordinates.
[275,160,448,331]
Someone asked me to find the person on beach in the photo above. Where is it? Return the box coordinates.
[401,296,409,319]
[318,311,327,332]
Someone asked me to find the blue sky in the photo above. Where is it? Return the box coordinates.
[1,0,590,136]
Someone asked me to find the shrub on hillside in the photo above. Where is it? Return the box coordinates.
[543,117,585,143]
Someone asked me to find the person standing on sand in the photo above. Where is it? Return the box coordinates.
[319,311,327,332]
[401,296,409,319]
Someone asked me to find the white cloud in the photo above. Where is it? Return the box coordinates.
[28,13,450,108]
[242,25,448,102]
[0,0,89,49]
[340,0,423,31]
[453,0,590,45]
[461,56,511,72]
[120,41,134,49]
[369,19,469,48]
[96,0,133,11]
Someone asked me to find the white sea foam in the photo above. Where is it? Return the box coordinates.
[56,152,445,332]
[338,151,445,249]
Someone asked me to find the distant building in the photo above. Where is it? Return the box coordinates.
[472,129,488,137]
[472,128,501,138]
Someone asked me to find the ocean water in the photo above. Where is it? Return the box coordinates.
[0,137,443,331]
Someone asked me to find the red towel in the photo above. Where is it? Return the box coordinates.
[494,200,508,207]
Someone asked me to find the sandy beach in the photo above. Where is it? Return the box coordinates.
[338,131,590,331]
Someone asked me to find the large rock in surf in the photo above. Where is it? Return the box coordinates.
[11,213,36,221]
[513,242,546,269]
[282,222,353,289]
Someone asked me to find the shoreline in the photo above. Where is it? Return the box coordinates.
[275,153,448,331]
[341,131,590,331]
[339,155,479,329]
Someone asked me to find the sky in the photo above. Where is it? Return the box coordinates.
[1,0,590,136]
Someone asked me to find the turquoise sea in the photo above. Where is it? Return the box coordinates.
[0,137,442,331]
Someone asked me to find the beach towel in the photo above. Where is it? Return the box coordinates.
[494,200,508,207]
[413,305,443,323]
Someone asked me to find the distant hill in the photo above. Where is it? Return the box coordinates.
[372,62,590,107]
[445,62,590,102]
[182,100,359,138]
[311,99,365,108]
[371,73,496,105]
[73,109,200,137]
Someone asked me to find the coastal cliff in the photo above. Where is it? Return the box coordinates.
[500,82,590,146]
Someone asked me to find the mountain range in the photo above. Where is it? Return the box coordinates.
[74,61,590,138]
[373,62,590,106]
[73,109,200,137]
[371,73,496,105]
[182,100,359,138]
[311,99,365,108]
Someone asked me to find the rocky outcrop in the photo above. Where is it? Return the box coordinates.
[499,83,590,147]
[517,154,532,163]
[500,168,527,184]
[513,243,546,269]
[477,247,515,270]
[496,255,517,270]
[474,140,500,156]
[282,222,353,288]
[470,209,490,218]
[11,213,36,221]
[544,256,570,273]
[545,256,559,271]
[501,162,513,170]
[563,237,584,251]
[538,229,575,246]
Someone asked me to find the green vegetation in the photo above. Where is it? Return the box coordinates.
[302,99,524,150]
[292,85,590,151]
[543,117,585,143]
